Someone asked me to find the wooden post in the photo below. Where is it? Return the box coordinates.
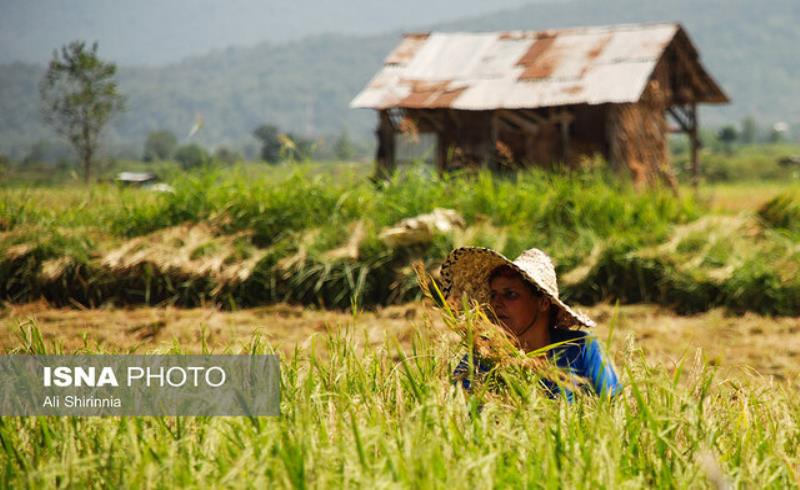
[436,130,447,174]
[374,110,396,179]
[689,102,699,189]
[560,112,570,166]
[431,111,446,174]
[487,111,499,170]
[606,106,620,171]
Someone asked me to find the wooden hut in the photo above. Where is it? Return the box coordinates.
[350,23,728,189]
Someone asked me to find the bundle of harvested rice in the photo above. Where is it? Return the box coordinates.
[414,262,582,393]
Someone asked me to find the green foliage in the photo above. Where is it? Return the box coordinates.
[1,321,798,487]
[334,130,356,161]
[174,143,210,170]
[1,166,798,314]
[673,144,800,183]
[253,124,282,163]
[739,116,758,144]
[278,133,314,162]
[39,40,126,182]
[0,167,699,309]
[2,0,800,158]
[254,124,315,164]
[717,125,738,154]
[0,153,8,179]
[143,129,177,162]
[20,139,73,166]
[758,192,800,233]
[769,124,789,144]
[213,146,240,165]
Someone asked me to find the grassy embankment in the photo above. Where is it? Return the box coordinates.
[1,164,799,314]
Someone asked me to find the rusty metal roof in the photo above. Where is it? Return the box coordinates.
[351,23,727,111]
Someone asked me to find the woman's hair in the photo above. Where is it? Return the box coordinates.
[488,265,559,328]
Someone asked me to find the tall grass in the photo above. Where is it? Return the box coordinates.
[1,319,798,488]
[758,191,800,234]
[2,166,798,314]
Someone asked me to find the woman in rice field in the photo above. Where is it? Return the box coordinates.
[439,247,621,401]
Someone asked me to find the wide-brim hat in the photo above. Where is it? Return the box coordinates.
[438,247,595,329]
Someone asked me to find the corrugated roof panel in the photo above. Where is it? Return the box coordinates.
[517,36,560,80]
[385,33,430,65]
[402,33,497,81]
[350,67,409,109]
[591,25,677,63]
[454,79,515,110]
[350,23,724,110]
[579,62,656,104]
[545,34,604,80]
[444,59,657,109]
[472,38,531,79]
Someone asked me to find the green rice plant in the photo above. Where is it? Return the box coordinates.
[0,245,44,303]
[758,192,800,233]
[724,256,800,316]
[1,318,798,488]
[4,166,800,314]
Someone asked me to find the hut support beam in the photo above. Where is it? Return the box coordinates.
[560,118,570,164]
[689,102,700,188]
[488,111,499,169]
[498,110,540,134]
[375,110,396,179]
[436,134,447,174]
[668,104,701,188]
[667,106,692,132]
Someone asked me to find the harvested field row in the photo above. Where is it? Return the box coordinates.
[1,214,798,314]
[3,301,799,383]
[2,170,798,314]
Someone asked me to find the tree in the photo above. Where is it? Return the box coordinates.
[213,146,241,165]
[333,130,355,161]
[22,139,72,165]
[40,41,125,183]
[143,130,177,161]
[174,143,209,169]
[253,124,282,163]
[769,122,789,143]
[279,132,314,162]
[253,124,316,163]
[717,125,738,154]
[740,116,757,144]
[0,154,9,180]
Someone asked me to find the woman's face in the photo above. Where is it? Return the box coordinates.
[489,274,543,337]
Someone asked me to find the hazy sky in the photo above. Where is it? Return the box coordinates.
[0,0,548,65]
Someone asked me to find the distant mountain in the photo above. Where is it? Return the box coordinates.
[1,0,798,159]
[0,0,536,65]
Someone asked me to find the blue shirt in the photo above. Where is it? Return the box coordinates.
[452,328,621,401]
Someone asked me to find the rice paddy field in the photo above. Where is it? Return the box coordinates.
[1,163,799,488]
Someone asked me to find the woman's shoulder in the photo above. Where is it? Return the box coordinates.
[547,328,600,367]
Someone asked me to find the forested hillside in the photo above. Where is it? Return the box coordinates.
[0,0,797,158]
[0,0,535,65]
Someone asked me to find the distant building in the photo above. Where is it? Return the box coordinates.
[115,172,158,186]
[351,23,728,189]
[114,172,174,193]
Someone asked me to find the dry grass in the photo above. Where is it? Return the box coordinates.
[2,301,798,383]
[0,301,422,356]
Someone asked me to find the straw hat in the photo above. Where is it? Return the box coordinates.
[438,247,595,329]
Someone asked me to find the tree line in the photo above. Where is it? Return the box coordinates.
[33,40,365,182]
[16,39,797,183]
